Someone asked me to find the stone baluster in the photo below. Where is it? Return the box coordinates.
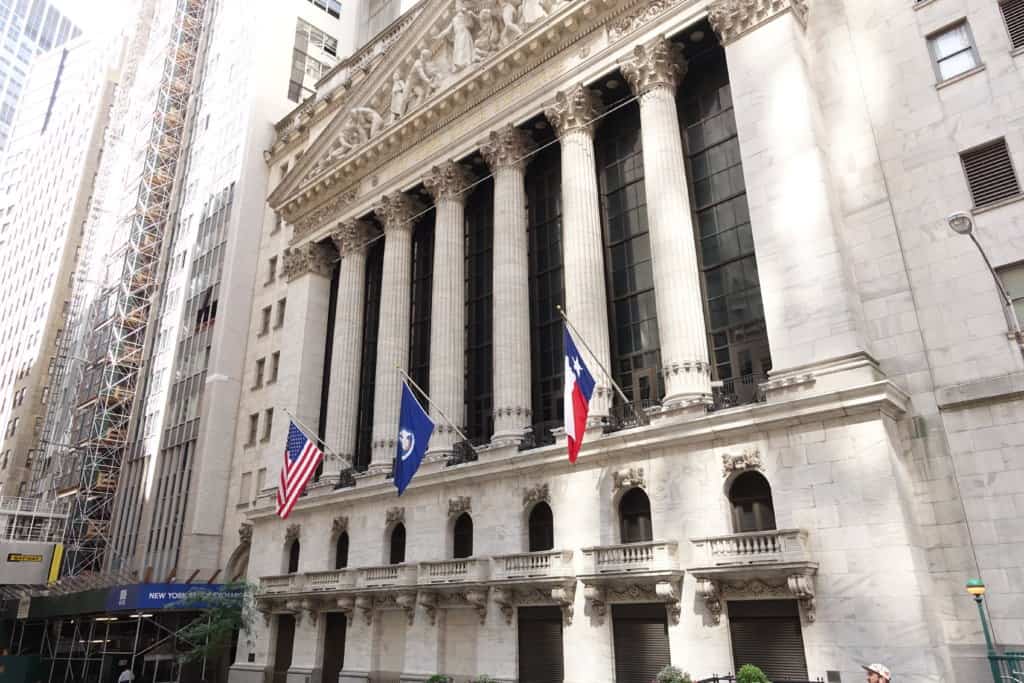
[481,125,535,446]
[621,36,712,408]
[545,84,613,422]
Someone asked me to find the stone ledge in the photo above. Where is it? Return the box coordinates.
[935,370,1024,410]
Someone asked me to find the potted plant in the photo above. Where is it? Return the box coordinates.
[655,665,693,683]
[737,664,771,683]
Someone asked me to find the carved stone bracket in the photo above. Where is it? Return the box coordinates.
[464,588,489,624]
[492,587,516,625]
[283,242,334,281]
[396,591,418,625]
[612,467,645,494]
[332,516,349,535]
[336,595,355,617]
[655,580,681,625]
[284,524,301,544]
[551,581,576,626]
[374,192,424,233]
[620,35,686,96]
[491,581,575,626]
[302,598,320,626]
[544,83,605,138]
[708,0,809,46]
[238,524,252,546]
[386,507,405,525]
[331,218,378,257]
[418,591,438,626]
[721,448,762,477]
[696,577,723,624]
[522,483,550,508]
[787,573,816,622]
[355,595,374,625]
[448,496,472,517]
[695,572,817,624]
[583,585,607,623]
[480,124,536,172]
[423,160,475,203]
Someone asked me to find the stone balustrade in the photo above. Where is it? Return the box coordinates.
[304,568,357,591]
[581,541,679,574]
[491,550,574,580]
[357,563,419,588]
[258,574,304,595]
[690,528,810,567]
[418,558,490,584]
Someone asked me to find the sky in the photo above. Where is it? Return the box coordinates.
[50,0,133,36]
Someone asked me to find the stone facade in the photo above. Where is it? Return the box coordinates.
[226,0,1024,682]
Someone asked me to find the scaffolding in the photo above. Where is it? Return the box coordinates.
[60,0,208,578]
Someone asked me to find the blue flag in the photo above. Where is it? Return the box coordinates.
[394,381,435,495]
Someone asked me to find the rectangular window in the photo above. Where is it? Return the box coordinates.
[267,256,278,283]
[239,471,252,504]
[259,305,272,335]
[254,358,266,388]
[960,138,1021,208]
[997,262,1024,324]
[270,351,281,383]
[928,21,980,81]
[256,467,267,494]
[1001,0,1024,50]
[275,298,287,328]
[262,408,274,442]
[246,413,258,446]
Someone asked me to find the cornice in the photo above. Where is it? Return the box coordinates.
[247,379,910,520]
[707,0,808,46]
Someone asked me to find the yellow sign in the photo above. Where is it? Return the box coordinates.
[48,544,63,583]
[7,553,43,563]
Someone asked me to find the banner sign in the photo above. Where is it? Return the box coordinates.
[104,583,239,612]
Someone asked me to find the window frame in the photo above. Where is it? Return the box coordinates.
[927,19,982,83]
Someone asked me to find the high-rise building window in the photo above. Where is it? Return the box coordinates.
[259,306,271,335]
[465,178,494,444]
[289,18,338,102]
[306,0,341,19]
[262,408,274,442]
[526,143,564,446]
[681,49,770,408]
[254,358,265,388]
[409,213,435,400]
[275,298,287,328]
[269,351,281,384]
[246,413,258,446]
[354,240,385,470]
[266,256,278,284]
[927,21,980,82]
[598,102,662,405]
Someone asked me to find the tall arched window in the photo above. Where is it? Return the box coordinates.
[528,502,554,552]
[729,471,776,533]
[453,513,473,559]
[334,532,349,570]
[287,540,300,574]
[619,488,653,544]
[389,523,406,565]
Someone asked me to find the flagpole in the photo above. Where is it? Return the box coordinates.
[396,367,474,447]
[279,406,350,466]
[555,305,634,408]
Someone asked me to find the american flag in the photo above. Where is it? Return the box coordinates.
[276,421,323,519]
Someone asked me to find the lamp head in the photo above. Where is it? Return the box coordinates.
[947,211,974,235]
[966,578,986,597]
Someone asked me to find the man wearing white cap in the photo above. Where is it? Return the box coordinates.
[863,663,891,682]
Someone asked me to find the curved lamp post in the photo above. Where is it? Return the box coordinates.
[966,578,1002,683]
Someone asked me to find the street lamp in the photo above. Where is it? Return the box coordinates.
[946,212,1024,346]
[966,578,1002,683]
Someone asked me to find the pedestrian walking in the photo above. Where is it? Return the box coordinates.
[863,663,891,682]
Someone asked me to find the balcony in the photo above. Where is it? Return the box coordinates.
[258,574,303,595]
[356,563,418,589]
[304,568,356,592]
[491,550,574,581]
[582,540,679,575]
[418,558,490,584]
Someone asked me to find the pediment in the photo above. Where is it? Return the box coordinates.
[272,0,611,238]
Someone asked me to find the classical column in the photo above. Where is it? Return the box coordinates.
[369,192,423,473]
[709,1,872,390]
[423,161,475,455]
[545,84,613,422]
[481,125,534,446]
[621,36,712,408]
[274,242,334,473]
[323,219,377,476]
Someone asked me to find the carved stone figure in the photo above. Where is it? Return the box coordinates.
[521,0,548,25]
[389,72,408,122]
[350,106,384,138]
[407,49,440,110]
[473,7,501,61]
[440,4,476,71]
[499,0,523,43]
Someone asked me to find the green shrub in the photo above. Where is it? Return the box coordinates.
[426,676,450,683]
[737,664,771,683]
[655,665,693,683]
[474,677,498,683]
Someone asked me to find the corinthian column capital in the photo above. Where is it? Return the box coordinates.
[480,124,536,172]
[620,36,687,97]
[708,0,809,45]
[423,160,476,203]
[283,241,334,281]
[544,83,605,138]
[373,192,424,234]
[331,218,378,256]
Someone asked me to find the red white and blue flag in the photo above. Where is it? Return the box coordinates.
[564,325,596,463]
[276,421,324,519]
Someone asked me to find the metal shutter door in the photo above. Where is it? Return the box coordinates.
[728,600,808,680]
[518,606,564,683]
[612,604,671,683]
[322,613,347,683]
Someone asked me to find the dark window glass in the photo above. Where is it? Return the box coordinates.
[287,540,300,574]
[619,488,652,544]
[597,103,662,406]
[680,49,771,407]
[335,532,349,569]
[453,513,473,558]
[389,523,406,565]
[409,213,435,401]
[528,502,554,552]
[354,239,385,471]
[527,145,564,447]
[465,178,494,443]
[729,471,776,533]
